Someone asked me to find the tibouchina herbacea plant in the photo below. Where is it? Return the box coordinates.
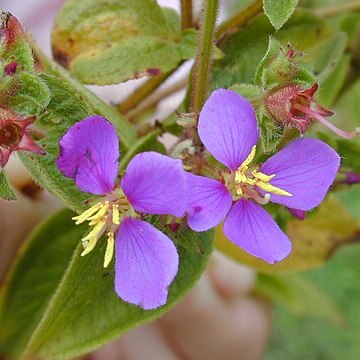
[56,115,186,310]
[186,89,341,264]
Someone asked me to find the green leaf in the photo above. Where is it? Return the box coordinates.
[230,83,262,102]
[212,10,346,89]
[19,49,136,212]
[256,273,345,325]
[263,0,298,31]
[318,54,351,107]
[215,195,360,273]
[21,225,212,359]
[0,170,16,201]
[0,209,84,359]
[52,0,198,85]
[4,73,51,116]
[119,130,166,172]
[0,208,213,360]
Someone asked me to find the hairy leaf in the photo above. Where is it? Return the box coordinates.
[52,0,198,84]
[0,170,16,201]
[263,0,298,30]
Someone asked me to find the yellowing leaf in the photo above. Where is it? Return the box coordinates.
[52,0,197,85]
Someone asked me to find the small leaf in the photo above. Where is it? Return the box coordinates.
[0,209,84,359]
[230,83,262,102]
[256,273,345,325]
[0,170,16,201]
[215,195,360,273]
[263,0,298,31]
[51,0,198,85]
[4,73,51,116]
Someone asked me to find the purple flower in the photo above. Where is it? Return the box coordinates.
[56,115,186,310]
[186,89,340,264]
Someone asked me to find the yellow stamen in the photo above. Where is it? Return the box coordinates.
[87,201,110,225]
[104,232,115,268]
[112,204,120,225]
[256,181,292,196]
[72,203,103,224]
[81,220,106,256]
[234,146,292,198]
[252,171,275,182]
[238,145,256,173]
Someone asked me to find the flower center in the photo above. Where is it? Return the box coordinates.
[72,192,134,268]
[225,145,292,205]
[0,122,21,148]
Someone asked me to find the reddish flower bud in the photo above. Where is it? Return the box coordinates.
[0,12,25,49]
[0,109,45,167]
[4,61,18,75]
[265,83,359,139]
[340,171,360,185]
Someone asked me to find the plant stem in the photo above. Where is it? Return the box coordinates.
[315,1,360,17]
[216,0,263,42]
[190,0,219,113]
[181,0,194,30]
[127,76,189,122]
[116,73,172,114]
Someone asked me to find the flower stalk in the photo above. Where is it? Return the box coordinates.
[190,0,219,113]
[181,0,194,30]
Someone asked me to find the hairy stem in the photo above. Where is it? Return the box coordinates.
[116,73,172,115]
[216,0,263,42]
[181,0,194,30]
[190,0,219,113]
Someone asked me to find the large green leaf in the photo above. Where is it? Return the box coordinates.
[19,51,136,212]
[0,209,213,359]
[263,0,298,30]
[212,10,346,89]
[0,209,84,359]
[52,0,197,85]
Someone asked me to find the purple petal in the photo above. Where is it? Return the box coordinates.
[223,199,291,264]
[56,115,119,195]
[121,152,186,217]
[115,217,178,310]
[260,138,340,211]
[186,173,232,231]
[198,89,259,170]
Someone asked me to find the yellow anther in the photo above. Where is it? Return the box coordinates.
[72,202,103,225]
[87,201,109,224]
[256,181,292,196]
[238,145,257,172]
[112,204,120,225]
[81,220,106,256]
[104,232,115,268]
[234,145,292,198]
[252,171,275,182]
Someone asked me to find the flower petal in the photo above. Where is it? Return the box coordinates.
[56,115,119,195]
[260,138,340,211]
[223,199,291,264]
[198,89,259,170]
[115,218,178,310]
[121,152,186,217]
[186,173,232,231]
